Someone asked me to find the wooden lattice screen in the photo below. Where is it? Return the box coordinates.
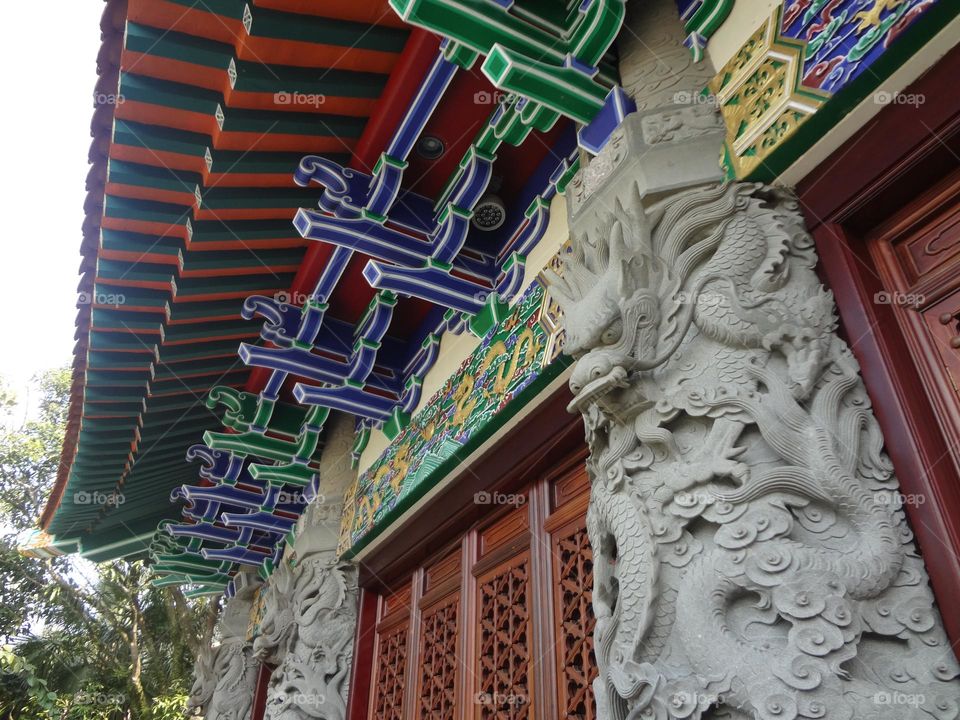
[365,462,596,719]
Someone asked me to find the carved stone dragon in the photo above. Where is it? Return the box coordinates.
[548,182,960,719]
[255,553,358,720]
[191,589,259,720]
[186,643,217,716]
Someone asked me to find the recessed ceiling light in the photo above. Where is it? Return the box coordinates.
[416,135,445,159]
[472,194,506,231]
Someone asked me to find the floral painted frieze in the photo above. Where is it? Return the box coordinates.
[339,272,566,555]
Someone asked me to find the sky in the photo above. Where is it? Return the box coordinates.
[0,4,105,415]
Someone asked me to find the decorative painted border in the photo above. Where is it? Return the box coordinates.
[710,0,955,181]
[709,7,830,179]
[339,258,568,556]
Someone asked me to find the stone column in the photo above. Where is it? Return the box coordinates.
[549,1,960,718]
[254,412,360,720]
[190,575,261,720]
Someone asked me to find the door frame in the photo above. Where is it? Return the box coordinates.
[797,42,960,642]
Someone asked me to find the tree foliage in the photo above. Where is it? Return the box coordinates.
[0,369,215,720]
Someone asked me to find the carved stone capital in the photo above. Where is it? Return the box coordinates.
[566,108,725,218]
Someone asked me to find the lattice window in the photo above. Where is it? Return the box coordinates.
[555,525,597,720]
[372,625,408,720]
[417,598,460,719]
[477,557,531,719]
[356,465,596,719]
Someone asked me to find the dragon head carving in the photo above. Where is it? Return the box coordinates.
[548,184,835,424]
[253,562,297,662]
[551,221,667,410]
[546,191,713,420]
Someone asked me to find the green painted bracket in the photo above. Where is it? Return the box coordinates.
[206,385,258,431]
[469,292,510,337]
[248,461,316,487]
[391,0,622,132]
[483,45,608,125]
[382,407,412,440]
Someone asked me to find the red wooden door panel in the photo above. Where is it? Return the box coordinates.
[868,170,960,474]
[359,453,596,720]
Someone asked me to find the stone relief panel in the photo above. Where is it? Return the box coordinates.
[189,582,261,720]
[548,177,960,719]
[254,550,358,720]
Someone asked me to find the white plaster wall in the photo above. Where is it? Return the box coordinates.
[357,192,570,474]
[705,0,780,72]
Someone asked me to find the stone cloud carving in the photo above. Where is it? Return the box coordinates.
[254,552,358,720]
[188,587,260,720]
[548,181,960,719]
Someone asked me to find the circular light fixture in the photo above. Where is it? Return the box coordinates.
[472,194,506,231]
[416,135,445,159]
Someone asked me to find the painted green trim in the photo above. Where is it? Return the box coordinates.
[342,353,571,560]
[468,293,509,337]
[383,408,411,440]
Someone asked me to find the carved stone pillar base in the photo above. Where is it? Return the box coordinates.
[189,576,261,720]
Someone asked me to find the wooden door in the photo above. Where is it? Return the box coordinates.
[868,170,960,468]
[360,459,596,720]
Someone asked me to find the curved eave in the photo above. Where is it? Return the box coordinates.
[40,0,413,541]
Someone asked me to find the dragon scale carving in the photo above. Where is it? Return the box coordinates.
[548,181,960,720]
[254,554,358,720]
